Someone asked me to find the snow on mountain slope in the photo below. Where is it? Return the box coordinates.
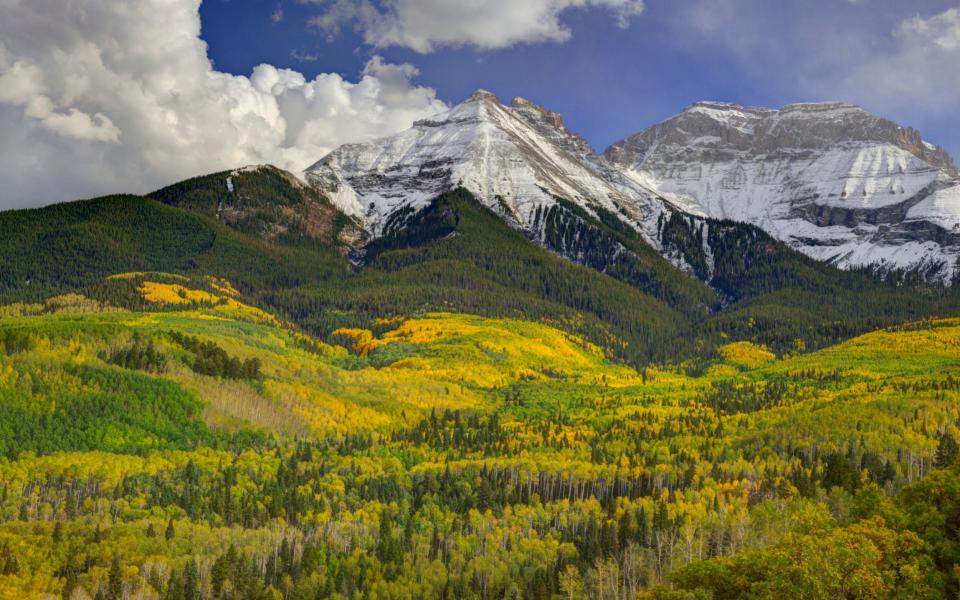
[304,90,666,245]
[605,101,960,281]
[908,184,960,230]
[306,91,960,285]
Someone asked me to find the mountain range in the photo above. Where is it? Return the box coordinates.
[3,89,960,367]
[308,90,960,284]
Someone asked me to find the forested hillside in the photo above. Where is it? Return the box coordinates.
[4,170,960,598]
[0,275,959,598]
[4,170,959,367]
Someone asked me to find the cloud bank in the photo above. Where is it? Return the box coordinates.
[0,0,448,209]
[308,0,645,53]
[855,7,960,115]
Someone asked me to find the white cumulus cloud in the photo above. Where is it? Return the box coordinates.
[898,8,960,51]
[0,0,447,209]
[828,7,960,121]
[308,0,645,53]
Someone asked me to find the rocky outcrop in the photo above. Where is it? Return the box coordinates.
[303,91,960,285]
[605,101,960,282]
[304,89,667,248]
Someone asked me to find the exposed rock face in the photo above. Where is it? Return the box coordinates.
[304,90,668,248]
[151,164,364,250]
[305,91,960,284]
[605,101,960,281]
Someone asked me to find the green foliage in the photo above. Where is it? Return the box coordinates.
[107,554,123,600]
[169,331,261,380]
[897,467,960,595]
[100,334,168,373]
[271,189,694,364]
[0,168,357,321]
[664,516,937,599]
[539,197,715,314]
[0,195,214,303]
[935,431,959,468]
[0,329,34,354]
[0,362,213,456]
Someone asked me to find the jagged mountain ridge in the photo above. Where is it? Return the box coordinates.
[605,101,960,282]
[306,91,960,284]
[304,90,671,250]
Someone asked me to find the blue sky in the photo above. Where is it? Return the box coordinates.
[200,0,960,156]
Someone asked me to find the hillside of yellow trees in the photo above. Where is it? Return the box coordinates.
[0,274,959,599]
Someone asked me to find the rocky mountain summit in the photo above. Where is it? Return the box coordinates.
[306,91,960,284]
[606,101,960,281]
[305,90,666,244]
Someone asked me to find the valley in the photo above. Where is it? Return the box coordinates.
[0,273,959,598]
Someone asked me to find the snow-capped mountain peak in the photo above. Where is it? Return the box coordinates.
[605,100,960,282]
[304,89,663,243]
[306,91,960,285]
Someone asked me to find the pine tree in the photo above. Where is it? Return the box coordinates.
[211,550,231,596]
[165,569,182,600]
[1,542,19,576]
[183,559,200,600]
[935,431,959,468]
[107,555,123,600]
[61,569,78,600]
